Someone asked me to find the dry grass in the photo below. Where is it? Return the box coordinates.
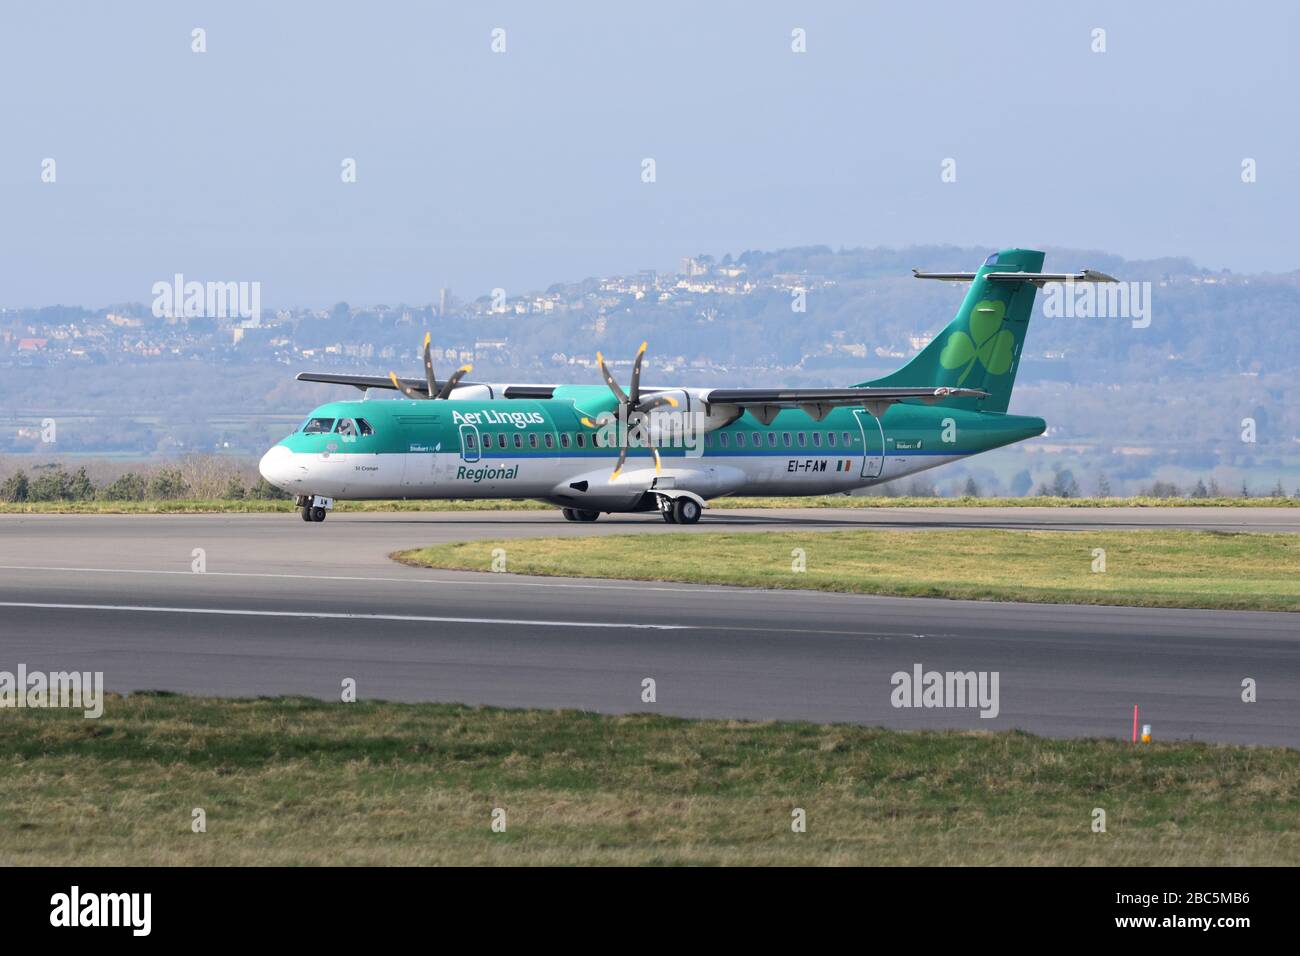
[2,695,1297,866]
[398,529,1300,612]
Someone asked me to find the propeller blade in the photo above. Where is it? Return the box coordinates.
[610,445,628,480]
[390,371,429,400]
[635,394,678,414]
[629,341,647,406]
[436,364,472,400]
[652,448,661,475]
[421,332,440,398]
[596,351,630,405]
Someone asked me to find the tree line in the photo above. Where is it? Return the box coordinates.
[0,465,287,503]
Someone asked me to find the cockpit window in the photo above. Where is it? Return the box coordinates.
[302,417,336,434]
[356,418,374,436]
[335,418,357,437]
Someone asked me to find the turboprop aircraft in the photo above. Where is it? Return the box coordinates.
[259,249,1116,523]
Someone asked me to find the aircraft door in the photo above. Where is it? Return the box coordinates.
[852,409,885,479]
[458,423,481,463]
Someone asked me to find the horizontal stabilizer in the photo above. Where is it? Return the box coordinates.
[913,268,1118,285]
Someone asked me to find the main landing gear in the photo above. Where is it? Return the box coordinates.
[561,508,600,522]
[661,497,701,525]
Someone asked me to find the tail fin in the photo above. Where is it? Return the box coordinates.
[858,248,1045,414]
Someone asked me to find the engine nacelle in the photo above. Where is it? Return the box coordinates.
[641,388,742,438]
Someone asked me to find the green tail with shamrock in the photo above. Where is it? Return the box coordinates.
[857,248,1045,414]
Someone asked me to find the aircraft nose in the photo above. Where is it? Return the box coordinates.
[258,445,304,490]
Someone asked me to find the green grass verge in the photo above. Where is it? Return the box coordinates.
[1,495,1297,514]
[2,694,1296,865]
[397,529,1300,612]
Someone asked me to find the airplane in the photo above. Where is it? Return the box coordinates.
[259,249,1116,523]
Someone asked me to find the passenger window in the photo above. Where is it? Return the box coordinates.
[465,433,477,449]
[513,434,522,448]
[498,434,507,448]
[797,433,806,447]
[782,433,792,447]
[560,433,570,448]
[705,434,713,448]
[767,432,776,447]
[843,432,852,445]
[356,418,374,436]
[544,433,554,449]
[719,433,729,448]
[812,432,821,447]
[828,431,836,447]
[480,433,491,449]
[528,434,538,448]
[576,433,586,448]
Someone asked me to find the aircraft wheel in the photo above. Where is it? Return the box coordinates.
[661,507,677,523]
[575,510,599,522]
[561,508,577,521]
[672,498,701,524]
[301,506,313,522]
[312,506,327,522]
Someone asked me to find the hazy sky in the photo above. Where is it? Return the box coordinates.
[2,1,1297,307]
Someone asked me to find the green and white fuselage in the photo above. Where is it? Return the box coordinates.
[259,391,1044,513]
[260,249,1109,521]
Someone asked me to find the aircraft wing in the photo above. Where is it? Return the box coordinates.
[701,386,987,423]
[297,372,419,392]
[295,372,552,399]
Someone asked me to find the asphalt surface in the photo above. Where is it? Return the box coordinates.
[0,507,1296,746]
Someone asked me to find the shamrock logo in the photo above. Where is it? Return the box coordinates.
[938,299,1015,384]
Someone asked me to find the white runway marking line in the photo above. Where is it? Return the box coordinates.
[0,601,689,630]
[0,563,750,596]
[0,600,896,637]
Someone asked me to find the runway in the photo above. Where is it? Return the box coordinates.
[0,508,1296,747]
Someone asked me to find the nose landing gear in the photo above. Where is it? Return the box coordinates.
[297,495,333,523]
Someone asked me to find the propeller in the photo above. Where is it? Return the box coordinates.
[580,341,678,479]
[389,332,472,400]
